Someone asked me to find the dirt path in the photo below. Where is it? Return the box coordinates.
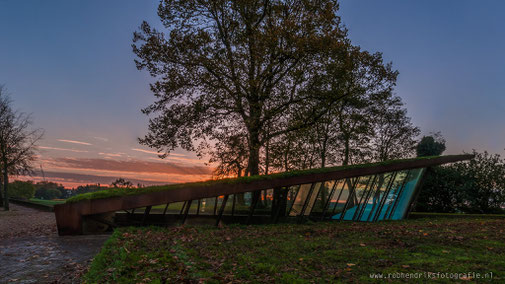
[0,203,57,239]
[0,204,109,283]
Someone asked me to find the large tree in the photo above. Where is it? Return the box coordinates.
[314,46,400,166]
[0,86,42,210]
[367,94,420,162]
[134,0,352,176]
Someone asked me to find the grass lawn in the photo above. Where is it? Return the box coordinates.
[28,198,65,206]
[84,217,504,283]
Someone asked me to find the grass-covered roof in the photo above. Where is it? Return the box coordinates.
[66,155,469,203]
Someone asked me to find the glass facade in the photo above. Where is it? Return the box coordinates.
[55,155,476,235]
[331,168,425,221]
[166,167,426,224]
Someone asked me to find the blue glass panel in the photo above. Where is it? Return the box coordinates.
[332,168,425,221]
[310,181,336,215]
[363,173,394,221]
[289,183,322,216]
[389,168,425,220]
[327,179,348,214]
[374,171,407,221]
[331,176,372,220]
[289,184,313,216]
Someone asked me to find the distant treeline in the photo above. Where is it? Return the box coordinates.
[8,178,138,200]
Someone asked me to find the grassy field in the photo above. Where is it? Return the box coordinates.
[84,217,504,283]
[28,198,65,206]
[27,198,65,206]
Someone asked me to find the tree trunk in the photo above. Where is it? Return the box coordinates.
[247,127,262,210]
[235,168,245,205]
[283,143,290,172]
[0,174,3,208]
[321,136,327,168]
[343,137,350,166]
[272,187,287,218]
[265,138,270,175]
[3,164,9,211]
[247,134,261,176]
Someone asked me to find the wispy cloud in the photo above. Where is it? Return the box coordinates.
[18,171,173,188]
[50,157,212,175]
[93,136,109,142]
[58,139,93,146]
[39,146,89,153]
[148,156,203,164]
[31,157,213,188]
[131,148,160,155]
[168,153,187,157]
[132,148,188,158]
[99,152,122,157]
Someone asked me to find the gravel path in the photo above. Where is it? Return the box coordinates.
[0,204,57,240]
[0,204,109,283]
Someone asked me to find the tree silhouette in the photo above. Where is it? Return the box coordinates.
[0,85,43,210]
[133,0,356,176]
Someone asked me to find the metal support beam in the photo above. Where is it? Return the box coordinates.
[330,180,347,216]
[213,197,218,215]
[404,168,428,219]
[298,183,316,223]
[339,178,359,221]
[287,185,301,214]
[179,201,187,215]
[163,203,170,216]
[366,174,394,221]
[272,187,288,223]
[356,175,381,221]
[142,206,152,225]
[385,170,411,220]
[215,195,229,226]
[320,181,338,221]
[372,172,398,222]
[352,175,375,221]
[181,200,192,225]
[231,194,236,216]
[246,190,261,225]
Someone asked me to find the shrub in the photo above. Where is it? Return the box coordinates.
[9,180,36,199]
[416,150,505,214]
[34,187,61,200]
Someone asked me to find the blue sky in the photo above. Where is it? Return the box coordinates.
[339,0,505,154]
[0,0,504,186]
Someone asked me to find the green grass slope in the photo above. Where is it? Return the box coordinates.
[84,217,503,283]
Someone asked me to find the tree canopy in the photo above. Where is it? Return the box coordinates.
[133,0,396,176]
[416,133,446,157]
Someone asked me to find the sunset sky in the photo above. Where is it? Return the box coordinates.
[1,0,504,188]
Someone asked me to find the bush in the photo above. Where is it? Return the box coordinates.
[454,151,505,213]
[416,134,446,157]
[9,180,36,199]
[416,150,505,214]
[34,187,61,200]
[34,181,69,199]
[415,166,465,213]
